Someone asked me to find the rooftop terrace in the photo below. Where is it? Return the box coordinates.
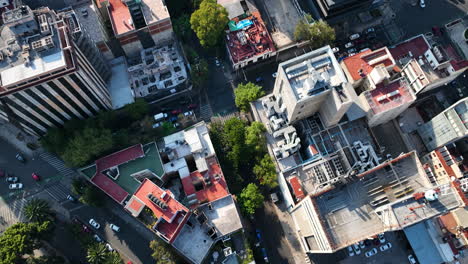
[362,78,416,115]
[225,11,275,65]
[342,47,395,82]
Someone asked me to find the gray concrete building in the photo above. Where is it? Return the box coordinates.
[0,6,112,136]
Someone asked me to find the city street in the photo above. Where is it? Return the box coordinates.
[390,0,468,36]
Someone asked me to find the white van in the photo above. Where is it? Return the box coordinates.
[154,113,167,121]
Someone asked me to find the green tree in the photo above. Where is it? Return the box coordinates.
[161,121,176,136]
[26,255,65,264]
[71,177,87,195]
[39,127,68,155]
[234,82,265,112]
[124,98,149,121]
[253,155,278,188]
[87,243,108,264]
[245,121,266,153]
[239,183,264,215]
[294,16,335,49]
[104,252,122,264]
[0,222,52,264]
[173,14,192,41]
[62,126,114,167]
[190,0,229,47]
[79,186,104,207]
[149,239,176,264]
[23,199,54,222]
[223,118,250,169]
[191,58,209,88]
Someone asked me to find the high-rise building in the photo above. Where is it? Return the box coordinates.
[0,6,112,135]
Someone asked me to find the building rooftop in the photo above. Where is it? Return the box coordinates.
[342,47,395,82]
[218,0,256,19]
[103,0,170,36]
[128,44,188,98]
[225,11,275,65]
[362,77,416,115]
[108,57,134,109]
[173,195,242,264]
[0,6,76,91]
[291,152,463,252]
[85,143,165,204]
[280,46,347,101]
[130,178,190,243]
[75,3,107,44]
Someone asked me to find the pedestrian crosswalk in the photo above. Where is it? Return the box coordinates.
[211,112,240,124]
[39,152,76,178]
[44,182,70,202]
[0,197,26,232]
[200,103,213,121]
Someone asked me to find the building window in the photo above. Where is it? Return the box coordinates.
[434,164,438,169]
[432,153,436,157]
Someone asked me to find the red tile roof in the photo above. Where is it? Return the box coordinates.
[91,144,145,204]
[289,176,305,201]
[226,11,275,64]
[343,47,395,81]
[107,0,135,35]
[367,78,415,114]
[389,35,430,61]
[450,60,468,71]
[133,179,190,243]
[181,157,229,208]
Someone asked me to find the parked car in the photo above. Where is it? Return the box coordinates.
[270,192,279,203]
[255,229,263,247]
[170,89,177,94]
[364,239,372,247]
[349,33,360,40]
[353,244,361,255]
[9,183,23,190]
[408,254,417,264]
[67,195,76,202]
[15,153,25,163]
[31,173,40,181]
[93,234,102,242]
[345,42,354,48]
[152,122,163,129]
[215,58,220,67]
[365,248,378,258]
[272,72,278,78]
[183,111,194,117]
[6,177,18,183]
[261,248,269,263]
[380,243,392,252]
[332,47,339,53]
[171,109,182,115]
[365,27,375,34]
[348,48,357,54]
[106,243,114,251]
[153,113,167,122]
[359,241,365,249]
[373,238,381,246]
[420,0,425,7]
[347,246,355,257]
[378,233,386,244]
[110,224,120,232]
[89,219,100,229]
[169,116,178,123]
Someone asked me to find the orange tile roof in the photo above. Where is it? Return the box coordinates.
[439,212,458,236]
[129,198,144,212]
[108,0,135,35]
[289,176,305,201]
[343,48,394,81]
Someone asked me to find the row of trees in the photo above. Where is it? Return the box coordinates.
[294,15,336,49]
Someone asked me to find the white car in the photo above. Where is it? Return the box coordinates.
[378,233,386,244]
[106,243,114,251]
[89,219,100,229]
[347,246,355,257]
[272,72,278,78]
[353,244,361,255]
[349,33,360,40]
[215,58,220,67]
[110,224,120,232]
[359,241,365,249]
[365,248,378,258]
[183,111,194,117]
[420,0,425,8]
[332,47,339,53]
[380,242,392,252]
[93,234,102,242]
[345,42,354,48]
[408,254,417,264]
[9,183,23,190]
[6,177,18,183]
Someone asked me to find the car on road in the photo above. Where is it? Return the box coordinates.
[67,195,76,202]
[349,33,360,40]
[378,233,386,244]
[110,224,120,232]
[106,243,114,251]
[93,234,102,242]
[332,47,339,53]
[15,153,25,163]
[183,111,194,117]
[365,248,378,258]
[6,177,18,183]
[152,122,163,129]
[89,219,100,229]
[365,27,375,34]
[347,246,355,257]
[345,42,354,48]
[9,183,23,190]
[31,173,40,181]
[380,242,392,252]
[353,244,361,255]
[420,0,425,7]
[272,72,278,78]
[215,58,220,67]
[261,248,269,263]
[408,254,417,264]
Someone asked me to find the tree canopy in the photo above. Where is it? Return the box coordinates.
[149,239,177,264]
[173,14,192,41]
[123,98,149,121]
[87,243,108,264]
[239,183,264,215]
[190,0,229,47]
[234,82,265,112]
[253,154,278,188]
[245,121,266,153]
[23,199,54,222]
[294,16,335,49]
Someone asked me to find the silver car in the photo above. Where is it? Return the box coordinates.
[89,219,100,229]
[9,183,23,189]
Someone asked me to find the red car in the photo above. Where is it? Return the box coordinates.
[171,109,182,115]
[32,173,40,181]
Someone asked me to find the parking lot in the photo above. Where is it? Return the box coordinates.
[339,231,415,264]
[334,25,389,60]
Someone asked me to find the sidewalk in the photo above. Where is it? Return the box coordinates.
[0,120,42,158]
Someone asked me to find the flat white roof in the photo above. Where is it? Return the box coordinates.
[108,57,134,109]
[1,50,66,86]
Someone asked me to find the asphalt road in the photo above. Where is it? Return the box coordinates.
[205,58,237,116]
[390,0,468,36]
